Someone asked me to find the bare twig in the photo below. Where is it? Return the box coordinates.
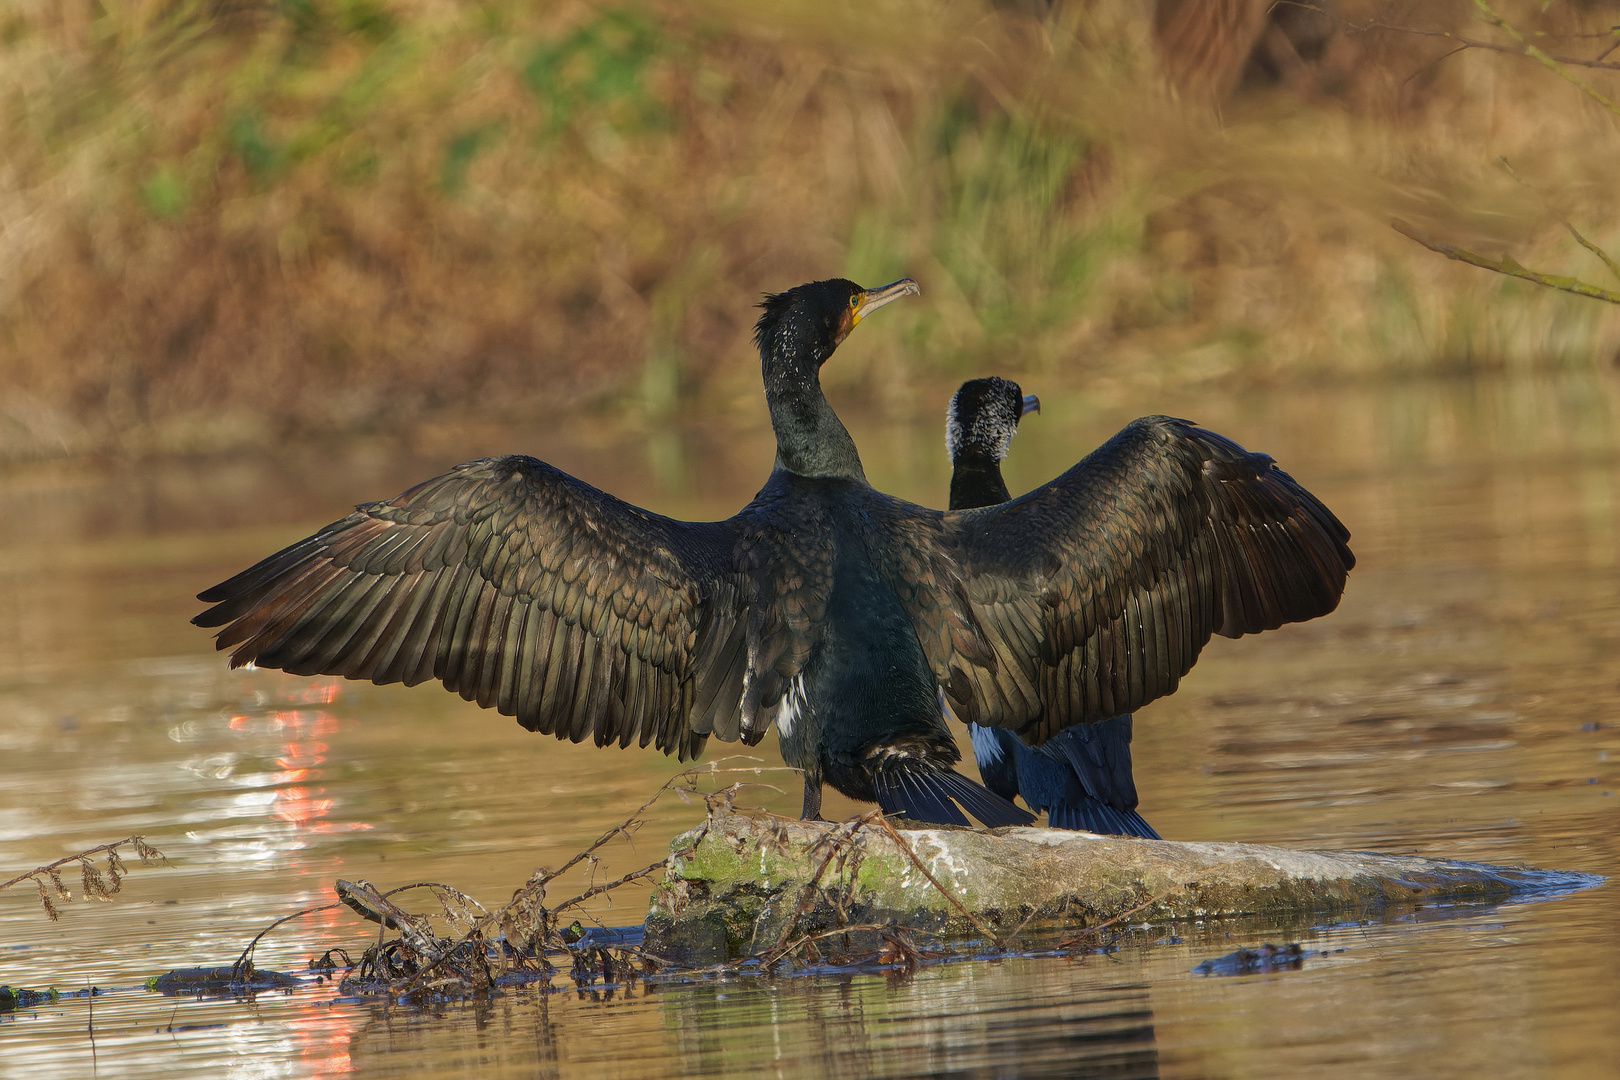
[1393,220,1620,305]
[1471,0,1620,117]
[872,815,1002,947]
[1,836,167,920]
[1057,890,1171,949]
[231,903,346,976]
[548,858,672,917]
[526,760,789,891]
[1497,157,1620,286]
[757,812,882,964]
[1328,5,1620,72]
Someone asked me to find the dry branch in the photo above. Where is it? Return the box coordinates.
[1392,219,1620,305]
[757,811,883,965]
[1470,0,1620,118]
[872,815,1004,946]
[1343,12,1620,73]
[317,762,782,997]
[0,836,166,921]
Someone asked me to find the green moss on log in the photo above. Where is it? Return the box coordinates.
[643,810,1601,965]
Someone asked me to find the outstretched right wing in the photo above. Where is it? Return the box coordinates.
[194,455,752,760]
[882,417,1354,743]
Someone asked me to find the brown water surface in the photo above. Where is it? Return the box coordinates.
[1,371,1616,1078]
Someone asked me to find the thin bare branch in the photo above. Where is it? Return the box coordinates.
[548,858,671,917]
[231,902,346,976]
[1393,220,1620,305]
[1498,157,1620,286]
[525,760,773,891]
[1,836,168,920]
[872,815,1002,947]
[757,812,882,964]
[1471,0,1620,117]
[1334,8,1620,72]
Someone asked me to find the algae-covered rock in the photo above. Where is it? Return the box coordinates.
[643,809,1601,964]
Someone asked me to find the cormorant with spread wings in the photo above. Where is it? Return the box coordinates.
[195,277,1354,828]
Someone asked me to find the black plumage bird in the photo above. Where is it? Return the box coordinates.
[195,277,1354,831]
[947,378,1160,838]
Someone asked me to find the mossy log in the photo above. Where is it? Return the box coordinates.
[643,809,1601,965]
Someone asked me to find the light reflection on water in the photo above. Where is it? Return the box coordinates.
[1,371,1618,1078]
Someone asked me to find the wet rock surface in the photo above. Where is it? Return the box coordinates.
[643,809,1603,965]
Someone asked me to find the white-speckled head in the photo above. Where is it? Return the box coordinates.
[946,377,1035,463]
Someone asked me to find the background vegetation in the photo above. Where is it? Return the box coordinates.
[2,0,1618,460]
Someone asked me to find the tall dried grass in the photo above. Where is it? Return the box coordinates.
[1,0,1617,460]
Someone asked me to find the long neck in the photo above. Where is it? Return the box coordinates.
[766,375,867,481]
[948,454,1010,510]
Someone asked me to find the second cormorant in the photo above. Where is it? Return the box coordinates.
[947,377,1160,838]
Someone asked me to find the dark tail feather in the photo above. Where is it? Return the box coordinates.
[936,769,1036,827]
[1116,808,1161,840]
[873,766,1035,828]
[874,767,972,827]
[1047,799,1161,840]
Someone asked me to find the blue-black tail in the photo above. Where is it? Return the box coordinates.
[1047,800,1161,839]
[872,761,1036,828]
[969,718,1161,838]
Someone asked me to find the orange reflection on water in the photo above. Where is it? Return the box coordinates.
[286,901,358,1075]
[236,680,374,835]
[272,786,336,825]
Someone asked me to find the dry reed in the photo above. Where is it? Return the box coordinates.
[2,0,1618,461]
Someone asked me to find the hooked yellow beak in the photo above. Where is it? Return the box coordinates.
[850,278,920,327]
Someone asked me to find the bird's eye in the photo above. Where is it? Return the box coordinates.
[849,294,860,308]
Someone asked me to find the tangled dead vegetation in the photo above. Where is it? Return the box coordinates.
[220,763,746,998]
[0,769,1150,1005]
[217,764,1151,1001]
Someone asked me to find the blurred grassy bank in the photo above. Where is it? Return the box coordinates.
[2,0,1618,461]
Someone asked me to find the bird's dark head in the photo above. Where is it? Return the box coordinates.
[946,377,1040,464]
[753,278,919,380]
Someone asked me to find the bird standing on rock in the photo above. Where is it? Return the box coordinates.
[946,378,1159,838]
[195,277,1354,830]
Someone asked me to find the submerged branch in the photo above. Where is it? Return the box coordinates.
[1057,891,1173,949]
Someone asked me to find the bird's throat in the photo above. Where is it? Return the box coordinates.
[949,457,1011,508]
[766,382,867,481]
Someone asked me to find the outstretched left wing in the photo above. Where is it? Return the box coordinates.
[194,455,752,760]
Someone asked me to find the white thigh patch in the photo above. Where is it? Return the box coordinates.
[768,674,808,737]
